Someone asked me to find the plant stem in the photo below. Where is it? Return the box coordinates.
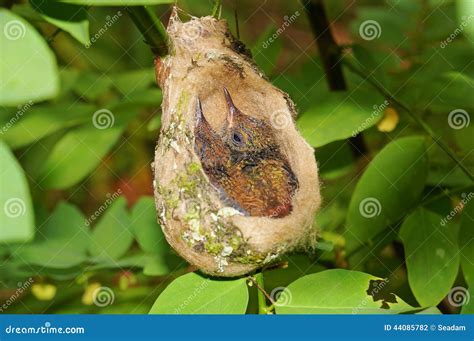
[302,0,368,157]
[422,183,474,206]
[211,0,222,18]
[343,58,474,182]
[127,6,169,57]
[249,273,273,314]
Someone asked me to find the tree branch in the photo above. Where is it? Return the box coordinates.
[127,6,169,57]
[302,0,367,157]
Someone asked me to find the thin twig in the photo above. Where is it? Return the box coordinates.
[343,58,474,182]
[248,273,275,313]
[422,184,474,206]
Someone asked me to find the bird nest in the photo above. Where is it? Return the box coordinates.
[153,8,321,277]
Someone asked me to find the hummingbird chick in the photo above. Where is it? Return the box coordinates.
[194,88,298,218]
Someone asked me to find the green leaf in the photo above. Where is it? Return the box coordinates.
[39,201,90,250]
[38,125,124,189]
[0,141,34,243]
[88,197,133,262]
[72,72,113,101]
[57,0,174,5]
[143,253,185,276]
[456,0,474,44]
[0,103,95,149]
[460,198,474,284]
[109,68,155,96]
[13,202,90,268]
[461,284,474,314]
[30,0,89,45]
[0,9,59,106]
[345,136,429,250]
[149,273,249,314]
[251,25,282,77]
[297,90,385,147]
[415,307,442,314]
[275,269,414,314]
[131,197,167,254]
[399,208,460,307]
[13,241,88,268]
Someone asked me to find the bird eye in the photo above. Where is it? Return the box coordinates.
[232,132,243,145]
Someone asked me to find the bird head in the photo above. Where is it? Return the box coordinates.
[222,87,275,153]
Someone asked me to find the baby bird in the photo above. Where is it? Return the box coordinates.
[194,88,298,218]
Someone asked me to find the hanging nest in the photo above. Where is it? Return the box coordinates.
[153,7,321,277]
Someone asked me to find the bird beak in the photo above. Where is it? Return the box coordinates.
[195,97,204,125]
[223,87,237,128]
